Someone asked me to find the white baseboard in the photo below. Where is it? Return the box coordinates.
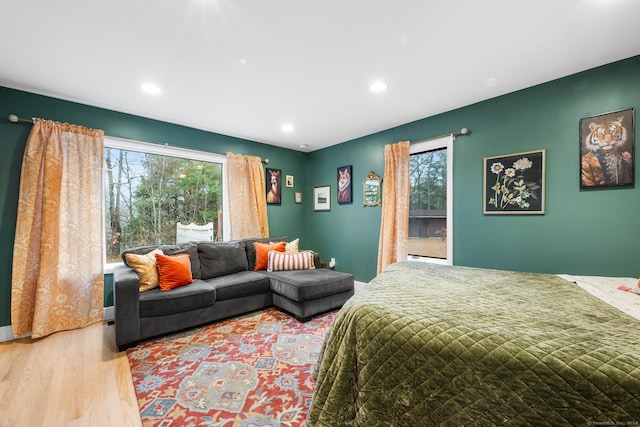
[103,305,115,322]
[0,325,28,342]
[0,306,115,343]
[354,280,367,292]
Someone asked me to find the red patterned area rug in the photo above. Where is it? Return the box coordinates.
[127,308,336,427]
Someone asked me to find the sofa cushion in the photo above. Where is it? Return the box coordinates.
[158,242,202,280]
[244,236,289,271]
[121,245,161,265]
[121,241,202,279]
[139,280,215,318]
[285,238,299,254]
[198,241,248,279]
[155,253,195,291]
[204,271,271,301]
[267,269,354,302]
[253,241,287,271]
[124,248,164,292]
[267,250,316,272]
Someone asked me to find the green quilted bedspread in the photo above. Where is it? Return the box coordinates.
[307,262,640,426]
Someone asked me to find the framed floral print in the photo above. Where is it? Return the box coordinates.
[483,149,546,214]
[580,108,634,189]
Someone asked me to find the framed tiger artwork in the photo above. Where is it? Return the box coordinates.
[580,108,634,189]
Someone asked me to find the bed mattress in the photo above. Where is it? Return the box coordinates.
[308,262,640,426]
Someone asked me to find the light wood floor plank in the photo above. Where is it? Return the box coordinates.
[0,322,141,427]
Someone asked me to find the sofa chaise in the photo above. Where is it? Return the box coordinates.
[113,236,354,349]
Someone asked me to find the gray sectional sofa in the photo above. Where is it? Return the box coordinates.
[113,236,354,349]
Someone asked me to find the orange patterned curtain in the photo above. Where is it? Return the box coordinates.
[11,119,105,338]
[226,153,269,239]
[377,140,411,274]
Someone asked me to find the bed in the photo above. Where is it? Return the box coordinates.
[307,262,640,426]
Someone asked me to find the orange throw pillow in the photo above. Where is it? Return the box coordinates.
[155,253,195,291]
[253,241,286,271]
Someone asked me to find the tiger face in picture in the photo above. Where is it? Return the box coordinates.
[580,116,633,186]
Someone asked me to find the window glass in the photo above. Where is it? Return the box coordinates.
[409,147,448,259]
[104,139,225,264]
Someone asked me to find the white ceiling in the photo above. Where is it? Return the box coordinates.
[1,1,639,152]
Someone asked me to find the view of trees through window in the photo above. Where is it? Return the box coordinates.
[105,147,223,263]
[409,147,447,259]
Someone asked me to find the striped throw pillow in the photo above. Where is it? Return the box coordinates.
[267,250,316,272]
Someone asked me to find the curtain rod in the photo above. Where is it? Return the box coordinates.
[8,114,34,124]
[8,114,270,163]
[413,127,470,144]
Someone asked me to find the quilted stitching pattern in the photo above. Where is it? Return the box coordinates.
[308,262,640,426]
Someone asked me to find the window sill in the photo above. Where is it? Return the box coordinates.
[408,255,448,265]
[103,262,122,275]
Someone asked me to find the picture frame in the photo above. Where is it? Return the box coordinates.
[313,185,331,211]
[579,108,634,189]
[294,192,302,204]
[265,168,281,205]
[337,165,352,204]
[483,149,546,215]
[285,175,294,188]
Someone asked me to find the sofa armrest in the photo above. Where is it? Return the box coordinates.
[113,264,141,349]
[312,251,321,269]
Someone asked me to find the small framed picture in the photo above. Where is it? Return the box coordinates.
[286,175,294,188]
[313,185,331,211]
[483,149,546,215]
[266,168,281,205]
[337,165,352,204]
[580,108,634,189]
[294,192,302,204]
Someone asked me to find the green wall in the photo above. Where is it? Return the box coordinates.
[1,55,639,329]
[0,87,308,327]
[307,55,640,282]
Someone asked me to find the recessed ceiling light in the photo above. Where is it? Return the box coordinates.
[370,81,388,92]
[484,77,499,87]
[299,144,309,149]
[281,123,294,132]
[141,83,161,95]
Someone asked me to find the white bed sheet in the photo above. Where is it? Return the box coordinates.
[558,274,640,321]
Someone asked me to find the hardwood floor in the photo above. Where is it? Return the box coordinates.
[0,322,141,427]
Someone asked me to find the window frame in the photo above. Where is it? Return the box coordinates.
[409,135,454,265]
[103,136,229,273]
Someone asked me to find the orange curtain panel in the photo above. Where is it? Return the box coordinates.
[11,119,105,338]
[226,153,269,239]
[377,140,411,274]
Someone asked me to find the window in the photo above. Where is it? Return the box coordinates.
[104,137,228,268]
[409,135,453,263]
